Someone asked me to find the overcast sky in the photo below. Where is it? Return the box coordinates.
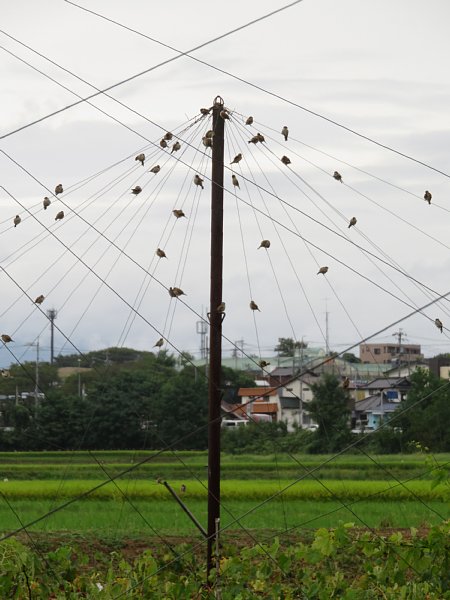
[1,0,450,368]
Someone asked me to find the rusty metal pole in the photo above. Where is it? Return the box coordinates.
[207,96,225,576]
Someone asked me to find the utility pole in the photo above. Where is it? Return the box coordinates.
[393,328,407,373]
[207,96,225,576]
[324,299,330,355]
[47,308,57,364]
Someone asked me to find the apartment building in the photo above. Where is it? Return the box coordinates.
[359,343,423,365]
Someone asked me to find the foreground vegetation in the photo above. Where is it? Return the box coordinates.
[1,521,449,598]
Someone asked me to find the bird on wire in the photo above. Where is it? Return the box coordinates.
[34,295,45,305]
[135,153,145,166]
[317,266,328,275]
[259,360,270,368]
[194,174,204,189]
[1,334,13,343]
[281,155,291,166]
[171,141,181,154]
[333,171,343,182]
[164,132,173,141]
[173,209,186,219]
[200,107,211,115]
[169,287,186,298]
[205,130,214,139]
[231,174,240,189]
[160,139,168,149]
[248,135,260,144]
[424,190,432,205]
[202,136,212,148]
[149,165,161,175]
[230,153,242,165]
[154,338,164,348]
[348,217,357,228]
[156,248,167,259]
[217,302,226,313]
[256,133,265,143]
[220,110,230,120]
[245,116,254,125]
[1,369,10,378]
[250,300,260,312]
[43,197,51,210]
[55,211,64,221]
[131,186,142,195]
[281,126,289,141]
[258,239,270,249]
[13,215,21,227]
[435,318,443,333]
[55,183,63,195]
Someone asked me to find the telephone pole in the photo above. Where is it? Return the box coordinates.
[207,96,225,575]
[47,308,57,364]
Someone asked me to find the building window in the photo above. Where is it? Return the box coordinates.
[374,348,380,355]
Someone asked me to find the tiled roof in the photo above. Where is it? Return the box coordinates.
[252,403,278,414]
[238,387,277,398]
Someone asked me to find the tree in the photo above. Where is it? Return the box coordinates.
[306,373,352,453]
[342,352,361,363]
[274,338,307,357]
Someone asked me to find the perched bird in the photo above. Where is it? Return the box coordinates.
[217,302,226,313]
[200,107,211,115]
[231,174,240,189]
[55,183,63,195]
[230,153,242,165]
[171,141,181,154]
[202,136,212,148]
[250,300,260,312]
[135,153,145,166]
[424,190,432,205]
[281,126,289,141]
[131,186,142,195]
[169,287,185,298]
[245,116,254,125]
[1,369,10,378]
[281,155,291,166]
[205,130,214,139]
[173,209,186,219]
[248,135,260,144]
[259,360,270,368]
[435,318,443,333]
[153,338,164,348]
[342,377,350,389]
[1,334,13,343]
[194,174,204,189]
[317,266,328,275]
[333,171,343,182]
[220,110,230,120]
[258,239,271,249]
[34,295,45,305]
[164,132,173,141]
[160,139,168,149]
[43,197,51,210]
[13,215,21,227]
[55,211,64,221]
[180,484,186,493]
[256,133,265,143]
[149,165,161,175]
[156,248,167,259]
[348,217,357,228]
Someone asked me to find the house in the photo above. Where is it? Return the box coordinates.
[237,387,279,422]
[353,395,399,430]
[351,377,411,430]
[359,342,423,365]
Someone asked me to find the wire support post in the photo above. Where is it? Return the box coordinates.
[207,96,225,578]
[162,481,207,538]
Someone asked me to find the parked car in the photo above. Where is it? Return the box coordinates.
[221,419,248,428]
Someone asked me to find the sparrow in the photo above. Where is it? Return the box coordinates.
[348,217,357,228]
[258,240,270,249]
[317,266,328,275]
[1,334,13,343]
[43,197,51,210]
[424,190,432,205]
[202,136,212,148]
[259,360,270,368]
[281,126,289,141]
[131,186,142,195]
[55,211,64,221]
[200,107,211,115]
[34,295,45,305]
[135,153,145,166]
[205,130,214,139]
[281,155,291,166]
[173,209,186,219]
[245,116,254,125]
[164,132,173,141]
[217,302,226,313]
[435,318,443,333]
[230,153,242,165]
[333,171,343,182]
[160,139,168,148]
[55,184,63,195]
[256,133,265,143]
[1,369,10,378]
[156,248,167,259]
[13,215,21,227]
[153,338,164,348]
[250,300,260,311]
[149,165,161,175]
[194,174,204,189]
[171,141,181,153]
[220,110,230,120]
[180,484,186,493]
[231,174,240,188]
[169,287,185,298]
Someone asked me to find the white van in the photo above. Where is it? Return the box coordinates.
[221,419,248,428]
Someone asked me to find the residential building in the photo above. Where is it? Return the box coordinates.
[359,343,423,365]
